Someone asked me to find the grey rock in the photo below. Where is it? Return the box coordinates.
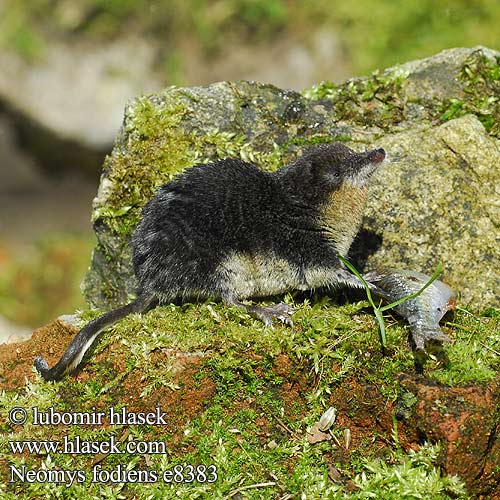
[0,315,32,345]
[56,314,83,329]
[82,47,500,310]
[0,38,162,175]
[365,115,499,307]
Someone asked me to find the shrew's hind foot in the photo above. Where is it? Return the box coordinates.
[224,297,295,327]
[245,303,295,327]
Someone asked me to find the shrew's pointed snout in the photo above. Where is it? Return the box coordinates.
[367,148,386,163]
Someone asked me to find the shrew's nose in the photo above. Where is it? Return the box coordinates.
[367,148,385,163]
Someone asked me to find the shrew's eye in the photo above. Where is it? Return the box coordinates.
[325,170,341,183]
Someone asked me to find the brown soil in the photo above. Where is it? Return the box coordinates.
[0,319,75,390]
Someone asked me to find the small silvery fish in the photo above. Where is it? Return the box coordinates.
[364,270,456,351]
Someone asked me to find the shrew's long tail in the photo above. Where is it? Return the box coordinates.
[35,294,156,381]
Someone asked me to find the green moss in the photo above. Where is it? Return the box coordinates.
[303,68,409,130]
[285,134,353,146]
[91,94,195,236]
[91,295,498,400]
[440,51,500,137]
[305,49,500,142]
[351,444,467,499]
[427,307,500,386]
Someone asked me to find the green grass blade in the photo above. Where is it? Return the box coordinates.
[338,255,387,348]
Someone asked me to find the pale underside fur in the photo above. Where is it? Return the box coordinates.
[217,251,345,300]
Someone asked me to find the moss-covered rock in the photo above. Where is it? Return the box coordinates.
[83,46,500,310]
